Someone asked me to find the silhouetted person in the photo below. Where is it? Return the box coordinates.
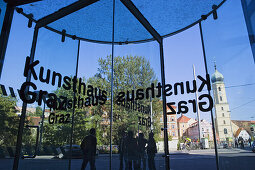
[238,136,244,149]
[147,132,157,170]
[249,138,252,147]
[235,138,238,148]
[81,128,97,170]
[119,131,127,170]
[124,131,139,170]
[138,133,147,170]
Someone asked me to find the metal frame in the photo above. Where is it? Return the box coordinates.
[4,0,42,6]
[18,0,226,45]
[0,1,227,170]
[199,21,220,170]
[110,0,116,169]
[0,4,14,79]
[68,39,80,170]
[13,26,39,170]
[36,0,99,29]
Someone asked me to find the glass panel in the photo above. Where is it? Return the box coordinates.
[70,41,112,170]
[164,24,217,169]
[202,0,255,169]
[3,12,78,168]
[0,11,33,170]
[112,41,164,170]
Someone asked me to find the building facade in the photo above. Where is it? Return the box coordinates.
[177,115,196,139]
[211,66,233,141]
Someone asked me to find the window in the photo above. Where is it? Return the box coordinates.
[171,117,174,121]
[183,124,184,127]
[224,128,228,134]
[218,87,221,91]
[173,132,175,136]
[221,107,224,110]
[222,113,224,117]
[223,120,226,124]
[172,125,175,129]
[220,96,223,101]
[202,128,204,131]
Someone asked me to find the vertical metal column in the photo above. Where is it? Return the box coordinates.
[68,39,81,170]
[110,0,116,169]
[38,101,46,155]
[199,21,220,170]
[159,41,170,170]
[13,26,39,170]
[0,4,14,79]
[192,65,201,141]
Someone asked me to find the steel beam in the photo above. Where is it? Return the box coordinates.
[120,0,162,44]
[36,0,99,28]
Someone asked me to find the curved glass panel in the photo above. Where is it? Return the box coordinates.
[164,25,217,170]
[0,12,33,170]
[202,0,255,169]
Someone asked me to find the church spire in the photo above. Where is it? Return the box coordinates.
[214,59,217,71]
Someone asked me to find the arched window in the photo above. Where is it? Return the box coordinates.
[223,120,226,124]
[224,128,228,134]
[220,96,223,101]
[222,113,224,117]
[218,87,221,91]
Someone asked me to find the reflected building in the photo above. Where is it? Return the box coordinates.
[211,65,233,142]
[160,105,178,140]
[177,115,196,138]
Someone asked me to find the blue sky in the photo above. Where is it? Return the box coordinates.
[0,0,254,121]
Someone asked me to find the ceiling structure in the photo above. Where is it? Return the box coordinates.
[18,0,225,44]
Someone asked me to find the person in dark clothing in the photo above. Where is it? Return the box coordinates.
[119,132,127,170]
[80,128,97,170]
[249,138,252,147]
[235,138,239,148]
[124,131,139,170]
[137,133,147,170]
[147,132,157,170]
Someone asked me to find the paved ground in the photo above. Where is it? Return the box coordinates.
[0,148,254,170]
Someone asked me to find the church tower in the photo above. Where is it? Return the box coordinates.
[211,65,233,141]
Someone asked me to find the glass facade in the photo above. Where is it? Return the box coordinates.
[0,0,254,170]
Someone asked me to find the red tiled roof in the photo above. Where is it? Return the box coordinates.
[177,115,191,123]
[166,105,176,113]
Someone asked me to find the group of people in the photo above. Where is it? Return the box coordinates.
[119,131,157,170]
[79,128,157,170]
[234,137,252,148]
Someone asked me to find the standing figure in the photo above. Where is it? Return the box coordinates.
[249,138,252,147]
[124,131,139,170]
[138,133,147,170]
[147,132,157,170]
[235,138,238,148]
[80,128,97,170]
[119,131,127,170]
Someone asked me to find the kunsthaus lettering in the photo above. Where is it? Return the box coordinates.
[17,57,214,124]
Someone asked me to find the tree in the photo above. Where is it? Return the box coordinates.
[89,55,162,144]
[0,94,32,146]
[41,55,162,147]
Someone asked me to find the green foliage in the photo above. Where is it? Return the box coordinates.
[42,55,162,147]
[0,95,32,146]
